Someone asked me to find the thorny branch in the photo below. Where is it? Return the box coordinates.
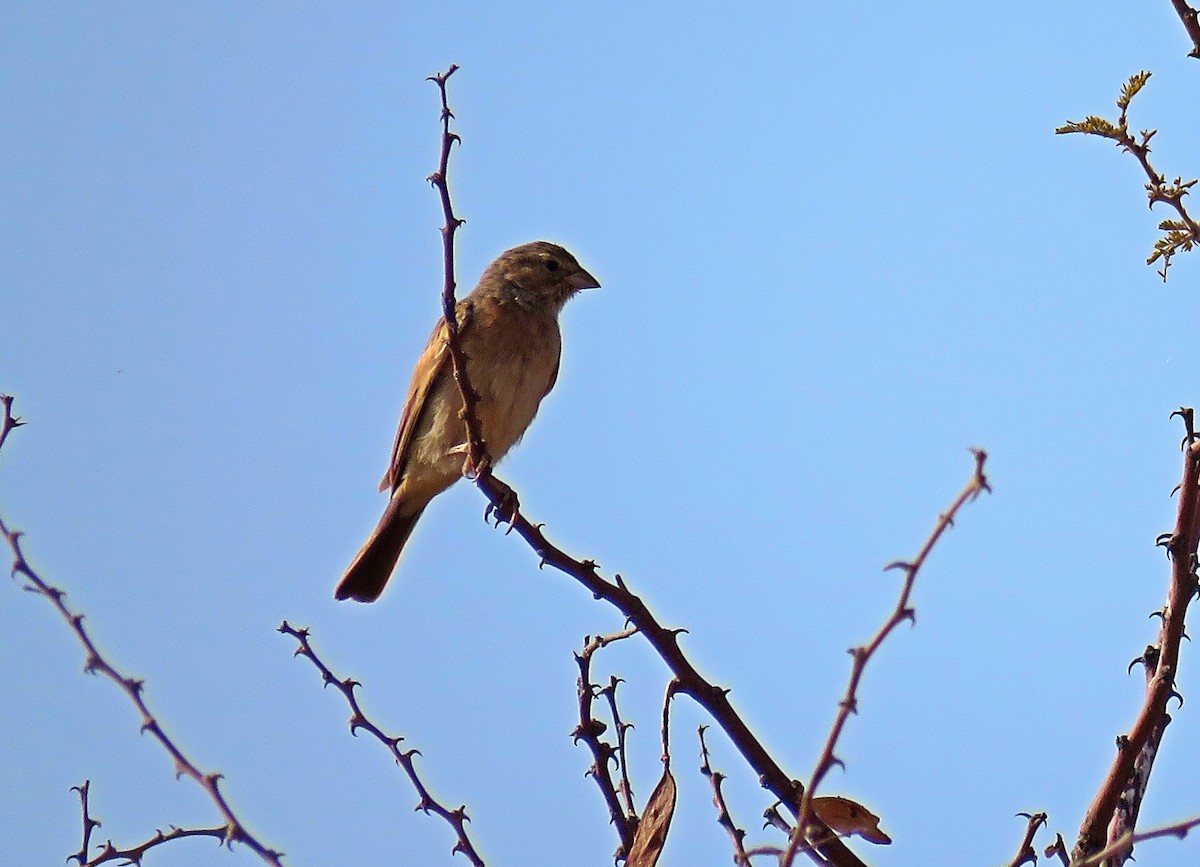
[73,781,227,867]
[0,398,284,866]
[1008,812,1048,867]
[0,394,24,455]
[1057,72,1200,280]
[603,674,638,819]
[426,65,493,482]
[1169,0,1200,58]
[572,628,640,854]
[425,65,865,867]
[278,622,485,867]
[699,726,751,866]
[1070,409,1200,864]
[1077,811,1200,866]
[783,449,991,866]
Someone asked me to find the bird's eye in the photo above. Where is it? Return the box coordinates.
[544,259,560,272]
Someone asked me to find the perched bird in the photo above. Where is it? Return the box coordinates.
[335,241,599,602]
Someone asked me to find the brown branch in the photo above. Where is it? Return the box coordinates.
[698,726,750,866]
[0,393,24,456]
[572,629,639,854]
[278,622,485,867]
[0,512,284,863]
[68,781,101,866]
[72,781,228,867]
[602,674,639,819]
[1045,832,1070,866]
[425,67,862,867]
[425,65,492,481]
[1071,409,1200,863]
[1008,812,1048,867]
[1169,0,1200,58]
[1078,812,1200,866]
[784,449,991,866]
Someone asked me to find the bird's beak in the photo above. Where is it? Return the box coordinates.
[569,267,601,291]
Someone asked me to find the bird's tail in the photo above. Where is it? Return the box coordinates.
[335,497,425,602]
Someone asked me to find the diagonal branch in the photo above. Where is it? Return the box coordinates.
[785,449,991,866]
[279,622,485,867]
[1071,409,1200,864]
[0,419,284,866]
[424,67,863,867]
[1078,811,1200,866]
[1169,0,1200,58]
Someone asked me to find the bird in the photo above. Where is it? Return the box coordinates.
[335,240,599,602]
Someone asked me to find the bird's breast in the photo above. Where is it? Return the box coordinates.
[465,307,562,459]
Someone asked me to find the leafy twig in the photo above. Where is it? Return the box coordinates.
[1057,72,1200,280]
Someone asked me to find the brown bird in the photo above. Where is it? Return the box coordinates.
[335,240,599,602]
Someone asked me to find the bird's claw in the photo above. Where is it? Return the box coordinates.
[484,479,520,530]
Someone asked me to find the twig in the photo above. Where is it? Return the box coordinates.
[1057,72,1200,280]
[0,394,24,456]
[1169,0,1200,58]
[425,65,492,479]
[572,629,639,853]
[426,66,863,867]
[602,674,638,817]
[1045,832,1070,866]
[278,622,485,867]
[68,781,101,866]
[698,726,750,865]
[1077,812,1200,866]
[784,449,991,866]
[1070,409,1200,863]
[0,507,283,863]
[1008,812,1048,867]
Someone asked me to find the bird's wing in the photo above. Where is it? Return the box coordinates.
[379,308,466,492]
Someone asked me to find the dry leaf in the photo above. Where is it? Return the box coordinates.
[626,768,677,867]
[812,796,892,845]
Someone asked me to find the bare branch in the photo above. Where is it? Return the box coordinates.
[572,629,639,855]
[1078,812,1200,866]
[783,449,990,865]
[1007,812,1048,867]
[1169,0,1200,58]
[427,68,864,867]
[698,727,750,865]
[278,622,485,867]
[0,438,284,866]
[68,781,101,866]
[0,394,24,456]
[602,674,639,819]
[1071,410,1200,863]
[72,782,228,867]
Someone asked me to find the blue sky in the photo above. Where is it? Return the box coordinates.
[5,3,1200,865]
